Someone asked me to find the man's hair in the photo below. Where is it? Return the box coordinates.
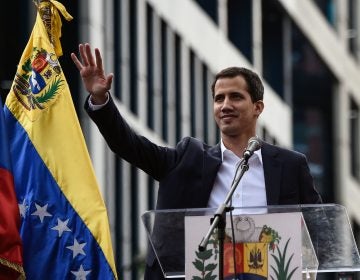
[211,67,264,102]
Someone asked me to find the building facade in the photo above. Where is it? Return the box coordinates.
[2,0,360,279]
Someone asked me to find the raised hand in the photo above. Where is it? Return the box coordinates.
[71,43,113,104]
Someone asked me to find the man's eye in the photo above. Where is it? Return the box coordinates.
[232,94,243,99]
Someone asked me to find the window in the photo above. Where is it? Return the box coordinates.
[313,0,336,26]
[262,0,284,98]
[348,0,359,59]
[228,0,252,62]
[350,96,360,179]
[175,34,182,142]
[130,0,138,114]
[292,24,336,202]
[146,3,154,129]
[193,0,218,24]
[161,20,168,141]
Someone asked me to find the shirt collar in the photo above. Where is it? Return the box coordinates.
[220,139,263,164]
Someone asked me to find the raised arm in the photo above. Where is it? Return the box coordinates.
[71,43,113,104]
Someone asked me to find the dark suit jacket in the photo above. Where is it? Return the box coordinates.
[85,95,322,279]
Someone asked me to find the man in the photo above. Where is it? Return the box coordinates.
[71,43,322,279]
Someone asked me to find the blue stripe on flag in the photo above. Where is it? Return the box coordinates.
[0,99,12,171]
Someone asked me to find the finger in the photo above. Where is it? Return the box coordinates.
[85,43,96,66]
[94,48,104,71]
[79,43,89,66]
[70,53,83,71]
[105,73,114,90]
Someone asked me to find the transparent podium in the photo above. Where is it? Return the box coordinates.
[141,204,360,279]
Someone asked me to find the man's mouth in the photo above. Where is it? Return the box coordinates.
[221,114,236,120]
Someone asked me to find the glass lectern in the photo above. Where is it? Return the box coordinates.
[142,204,360,279]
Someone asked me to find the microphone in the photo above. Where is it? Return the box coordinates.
[243,136,262,160]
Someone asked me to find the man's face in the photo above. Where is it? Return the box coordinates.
[213,75,263,138]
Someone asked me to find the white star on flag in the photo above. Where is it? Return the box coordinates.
[51,218,71,237]
[66,238,86,258]
[18,199,29,218]
[71,264,91,280]
[31,203,52,223]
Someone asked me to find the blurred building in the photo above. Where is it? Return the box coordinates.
[1,0,360,279]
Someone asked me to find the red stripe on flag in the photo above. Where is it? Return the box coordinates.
[0,168,24,279]
[224,242,244,277]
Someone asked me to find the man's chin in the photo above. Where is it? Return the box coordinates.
[220,127,238,137]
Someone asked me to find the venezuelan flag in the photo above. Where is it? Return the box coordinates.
[0,98,25,280]
[3,1,117,279]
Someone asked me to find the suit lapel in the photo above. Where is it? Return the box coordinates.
[262,143,282,205]
[201,144,222,206]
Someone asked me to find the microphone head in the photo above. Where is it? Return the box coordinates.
[243,136,262,160]
[247,136,262,150]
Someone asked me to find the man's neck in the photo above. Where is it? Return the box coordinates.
[222,134,256,158]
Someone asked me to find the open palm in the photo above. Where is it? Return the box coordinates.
[71,43,113,101]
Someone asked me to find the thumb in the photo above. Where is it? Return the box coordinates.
[105,73,114,90]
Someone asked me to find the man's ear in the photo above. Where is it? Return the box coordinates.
[254,100,264,117]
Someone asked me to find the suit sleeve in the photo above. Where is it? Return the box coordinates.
[84,95,190,180]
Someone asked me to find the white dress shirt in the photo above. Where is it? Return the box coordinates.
[207,140,267,208]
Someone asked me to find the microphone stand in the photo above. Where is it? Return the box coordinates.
[198,157,251,280]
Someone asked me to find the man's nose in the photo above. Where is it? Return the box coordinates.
[221,97,232,111]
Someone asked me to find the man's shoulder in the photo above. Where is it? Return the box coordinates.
[175,137,220,155]
[262,141,306,160]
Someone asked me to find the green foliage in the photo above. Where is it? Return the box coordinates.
[35,78,63,103]
[208,238,219,260]
[259,225,281,252]
[191,234,218,280]
[21,58,32,80]
[270,238,298,280]
[205,263,217,271]
[195,249,213,261]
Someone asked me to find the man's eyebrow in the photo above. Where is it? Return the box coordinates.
[229,91,245,96]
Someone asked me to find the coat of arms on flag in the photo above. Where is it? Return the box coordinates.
[13,47,63,116]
